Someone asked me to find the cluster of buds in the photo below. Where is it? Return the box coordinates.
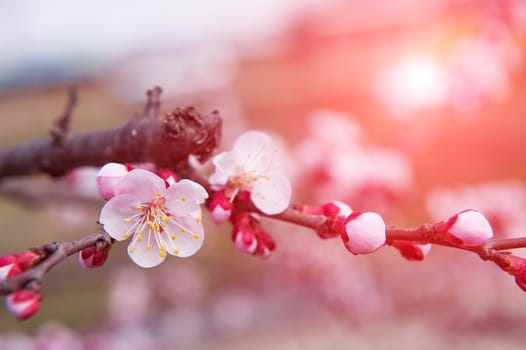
[0,250,42,320]
[231,213,275,258]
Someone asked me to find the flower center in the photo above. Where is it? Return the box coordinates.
[122,191,201,258]
[226,172,270,201]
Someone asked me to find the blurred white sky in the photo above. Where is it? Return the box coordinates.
[0,0,329,72]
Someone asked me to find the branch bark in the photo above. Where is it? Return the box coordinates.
[0,88,222,179]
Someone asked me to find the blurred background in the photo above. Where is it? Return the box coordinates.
[1,0,526,349]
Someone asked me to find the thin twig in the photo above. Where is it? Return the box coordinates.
[0,230,111,295]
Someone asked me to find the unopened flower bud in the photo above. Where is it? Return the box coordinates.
[78,244,111,269]
[392,241,432,261]
[321,201,352,218]
[96,163,129,200]
[448,210,493,246]
[209,192,233,224]
[341,212,386,254]
[156,168,177,187]
[0,251,40,280]
[5,289,41,320]
[0,262,21,280]
[233,229,258,255]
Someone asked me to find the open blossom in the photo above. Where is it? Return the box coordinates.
[99,169,208,268]
[209,131,291,215]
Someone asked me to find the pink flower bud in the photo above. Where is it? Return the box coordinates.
[5,289,41,320]
[231,213,275,257]
[0,251,40,279]
[96,163,129,200]
[0,262,21,280]
[209,191,233,224]
[156,168,178,187]
[78,244,111,269]
[392,241,432,261]
[341,212,386,254]
[321,201,352,218]
[233,229,258,255]
[448,210,494,246]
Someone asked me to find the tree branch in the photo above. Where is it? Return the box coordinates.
[0,230,111,295]
[0,87,222,178]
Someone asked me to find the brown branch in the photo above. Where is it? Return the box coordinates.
[0,230,111,295]
[0,88,222,178]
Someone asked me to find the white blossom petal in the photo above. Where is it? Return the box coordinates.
[127,237,166,268]
[165,179,208,216]
[251,171,291,214]
[166,214,205,258]
[99,194,142,241]
[114,169,166,202]
[232,131,274,173]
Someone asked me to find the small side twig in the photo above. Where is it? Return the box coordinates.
[0,230,111,295]
[49,87,78,147]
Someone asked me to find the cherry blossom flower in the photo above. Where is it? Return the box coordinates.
[341,212,386,254]
[99,169,208,268]
[209,131,291,215]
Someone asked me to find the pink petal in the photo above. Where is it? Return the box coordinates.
[99,194,141,241]
[449,209,494,246]
[127,238,166,268]
[165,179,208,216]
[96,163,129,200]
[165,214,204,258]
[251,171,291,215]
[343,212,386,254]
[114,169,165,202]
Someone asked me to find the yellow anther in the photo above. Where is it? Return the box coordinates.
[147,244,152,251]
[170,234,176,240]
[123,233,129,239]
[129,247,136,253]
[180,227,186,233]
[136,206,142,210]
[173,249,179,255]
[147,221,153,225]
[161,217,170,222]
[181,197,187,202]
[195,217,201,223]
[159,251,167,258]
[138,235,143,242]
[192,234,200,239]
[136,229,142,234]
[160,245,166,251]
[156,191,162,197]
[123,218,131,223]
